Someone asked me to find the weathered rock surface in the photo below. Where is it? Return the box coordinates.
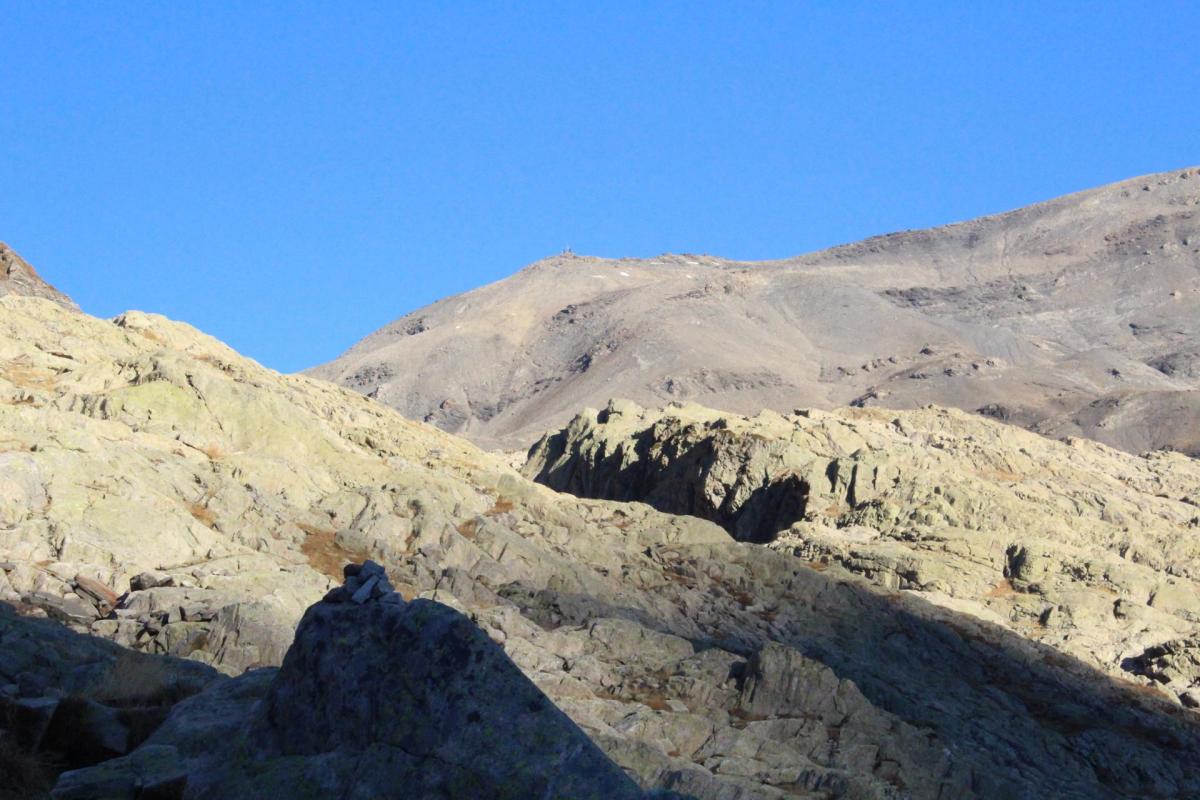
[526,399,1200,707]
[0,243,77,308]
[310,167,1200,456]
[3,296,1200,798]
[53,572,649,800]
[0,600,220,788]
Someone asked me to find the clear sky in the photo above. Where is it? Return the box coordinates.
[1,3,1197,372]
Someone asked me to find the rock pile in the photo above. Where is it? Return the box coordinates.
[321,559,402,605]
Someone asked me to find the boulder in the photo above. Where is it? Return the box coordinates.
[52,744,187,800]
[244,595,644,798]
[74,575,119,613]
[129,571,174,592]
[21,591,99,626]
[53,572,651,800]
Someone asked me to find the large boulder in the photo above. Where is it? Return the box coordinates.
[53,570,654,800]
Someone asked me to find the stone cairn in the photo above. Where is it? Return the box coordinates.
[322,560,403,606]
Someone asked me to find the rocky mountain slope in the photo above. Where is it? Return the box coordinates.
[310,167,1200,455]
[526,399,1200,707]
[0,244,76,309]
[2,295,1199,798]
[48,570,652,800]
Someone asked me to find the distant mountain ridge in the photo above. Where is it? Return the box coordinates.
[310,167,1200,455]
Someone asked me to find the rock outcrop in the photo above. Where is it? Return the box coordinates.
[3,295,1200,798]
[0,243,76,309]
[53,565,650,800]
[526,399,1200,706]
[0,600,220,793]
[310,167,1200,456]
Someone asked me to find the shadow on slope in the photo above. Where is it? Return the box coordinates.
[498,551,1200,800]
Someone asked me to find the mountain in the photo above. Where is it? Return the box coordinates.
[4,294,1200,798]
[0,243,77,309]
[309,167,1200,455]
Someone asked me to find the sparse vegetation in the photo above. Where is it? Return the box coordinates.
[0,358,59,394]
[985,579,1018,599]
[456,518,479,540]
[298,521,369,579]
[187,500,216,528]
[485,496,514,516]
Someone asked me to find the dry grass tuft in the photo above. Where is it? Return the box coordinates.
[136,328,167,345]
[636,693,672,712]
[821,502,843,518]
[984,579,1018,599]
[456,518,479,540]
[193,353,230,371]
[728,707,768,727]
[298,522,369,580]
[0,359,58,392]
[485,497,514,516]
[187,501,216,528]
[975,467,1024,483]
[1121,679,1169,701]
[199,443,226,460]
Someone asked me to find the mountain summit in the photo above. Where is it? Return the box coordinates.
[310,167,1200,455]
[0,243,77,309]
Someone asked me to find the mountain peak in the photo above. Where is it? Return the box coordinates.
[0,243,78,309]
[311,167,1200,455]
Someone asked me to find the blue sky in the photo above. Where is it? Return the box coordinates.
[1,3,1197,372]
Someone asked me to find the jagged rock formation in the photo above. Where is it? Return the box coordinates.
[525,399,1200,707]
[310,167,1200,455]
[0,244,77,309]
[3,295,1200,798]
[52,566,649,800]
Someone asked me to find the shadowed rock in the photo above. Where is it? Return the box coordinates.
[52,569,655,800]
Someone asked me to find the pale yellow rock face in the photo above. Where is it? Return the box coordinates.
[0,296,724,669]
[525,399,1200,691]
[0,297,506,662]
